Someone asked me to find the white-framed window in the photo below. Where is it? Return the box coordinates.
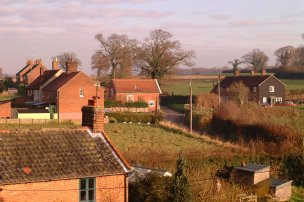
[269,86,275,92]
[127,94,134,102]
[148,100,155,106]
[79,89,84,97]
[276,97,282,102]
[253,86,256,93]
[262,97,267,103]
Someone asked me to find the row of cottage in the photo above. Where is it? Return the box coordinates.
[7,58,162,119]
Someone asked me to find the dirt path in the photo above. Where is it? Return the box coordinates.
[160,106,185,125]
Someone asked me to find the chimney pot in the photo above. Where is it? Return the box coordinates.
[66,60,78,74]
[52,57,59,70]
[82,96,104,133]
[250,70,255,76]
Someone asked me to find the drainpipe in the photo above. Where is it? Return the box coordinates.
[124,173,128,202]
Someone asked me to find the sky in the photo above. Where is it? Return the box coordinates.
[0,0,304,75]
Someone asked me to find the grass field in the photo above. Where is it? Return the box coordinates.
[161,78,304,96]
[0,94,19,101]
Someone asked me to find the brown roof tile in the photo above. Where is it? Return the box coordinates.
[0,129,126,185]
[112,79,161,93]
[27,70,60,90]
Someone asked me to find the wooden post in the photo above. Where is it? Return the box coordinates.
[190,80,192,134]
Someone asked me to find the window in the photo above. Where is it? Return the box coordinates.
[127,95,134,102]
[79,178,95,202]
[253,86,256,93]
[80,89,84,97]
[276,97,282,102]
[262,97,267,103]
[148,100,155,106]
[269,86,275,92]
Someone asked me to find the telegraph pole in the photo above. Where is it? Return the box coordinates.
[218,74,221,106]
[190,80,193,134]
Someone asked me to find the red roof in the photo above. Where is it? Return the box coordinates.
[27,70,60,90]
[43,72,80,91]
[112,79,161,93]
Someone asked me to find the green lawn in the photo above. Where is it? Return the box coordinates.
[0,94,20,101]
[282,79,304,90]
[160,79,216,96]
[291,186,304,202]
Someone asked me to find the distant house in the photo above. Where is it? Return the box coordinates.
[16,59,47,86]
[0,96,131,202]
[234,163,270,185]
[211,70,286,105]
[109,79,162,111]
[26,59,102,120]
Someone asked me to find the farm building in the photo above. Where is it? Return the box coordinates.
[109,79,162,111]
[0,96,130,202]
[234,163,270,185]
[211,69,286,105]
[270,178,293,201]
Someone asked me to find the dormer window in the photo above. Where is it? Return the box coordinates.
[269,86,275,92]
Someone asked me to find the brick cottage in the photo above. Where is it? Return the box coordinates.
[0,97,131,202]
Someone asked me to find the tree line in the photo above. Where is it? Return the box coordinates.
[229,34,304,72]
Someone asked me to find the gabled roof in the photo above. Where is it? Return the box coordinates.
[211,75,271,93]
[27,70,60,90]
[22,63,39,78]
[43,72,80,91]
[0,129,129,185]
[16,63,31,76]
[112,79,161,94]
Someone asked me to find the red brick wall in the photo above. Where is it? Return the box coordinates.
[26,66,46,85]
[0,101,11,118]
[0,175,127,202]
[57,72,104,120]
[115,93,159,111]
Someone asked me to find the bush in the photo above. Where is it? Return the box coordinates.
[129,173,171,202]
[105,100,148,108]
[124,101,148,108]
[105,112,162,123]
[280,154,304,186]
[195,93,218,110]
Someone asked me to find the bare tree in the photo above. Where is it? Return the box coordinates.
[227,82,249,104]
[136,29,195,79]
[242,49,269,72]
[92,33,138,79]
[228,59,243,71]
[294,46,304,70]
[274,46,296,69]
[0,67,3,80]
[53,52,81,70]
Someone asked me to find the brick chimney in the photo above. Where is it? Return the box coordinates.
[250,70,255,76]
[234,70,240,77]
[261,69,266,76]
[81,96,104,133]
[66,60,78,74]
[52,58,59,70]
[26,59,33,65]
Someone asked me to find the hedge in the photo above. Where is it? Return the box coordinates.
[105,112,162,123]
[105,100,148,108]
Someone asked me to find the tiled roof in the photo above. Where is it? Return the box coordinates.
[0,129,127,185]
[16,109,49,113]
[27,70,60,90]
[211,75,270,93]
[112,79,161,93]
[16,64,31,75]
[43,72,80,91]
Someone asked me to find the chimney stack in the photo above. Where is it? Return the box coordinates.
[234,70,240,77]
[52,57,59,70]
[66,60,78,74]
[26,59,33,65]
[82,96,104,133]
[261,69,266,76]
[250,70,255,76]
